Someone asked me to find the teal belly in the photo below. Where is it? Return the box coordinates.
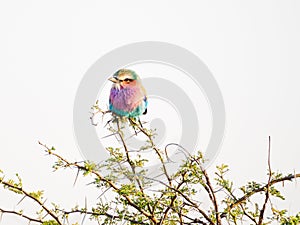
[110,104,145,118]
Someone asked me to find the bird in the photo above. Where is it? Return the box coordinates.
[108,69,148,124]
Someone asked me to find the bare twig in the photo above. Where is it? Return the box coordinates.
[258,136,272,224]
[89,103,111,126]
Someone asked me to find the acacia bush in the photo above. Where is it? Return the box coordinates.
[0,114,299,225]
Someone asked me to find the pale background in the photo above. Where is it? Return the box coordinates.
[0,0,299,224]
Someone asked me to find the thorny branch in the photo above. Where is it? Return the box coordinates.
[0,177,62,225]
[38,141,160,224]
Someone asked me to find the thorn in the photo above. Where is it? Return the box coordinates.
[97,187,111,199]
[104,119,112,128]
[73,169,80,187]
[101,132,119,139]
[138,118,143,128]
[16,196,26,206]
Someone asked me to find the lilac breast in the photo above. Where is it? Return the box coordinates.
[109,86,143,112]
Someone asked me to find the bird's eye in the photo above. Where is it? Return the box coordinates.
[124,78,133,83]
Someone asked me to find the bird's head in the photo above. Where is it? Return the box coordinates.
[108,69,140,89]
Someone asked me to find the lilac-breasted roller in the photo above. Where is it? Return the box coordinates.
[108,69,148,119]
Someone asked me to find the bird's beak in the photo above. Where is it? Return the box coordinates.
[108,77,118,83]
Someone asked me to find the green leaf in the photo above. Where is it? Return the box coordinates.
[42,220,59,225]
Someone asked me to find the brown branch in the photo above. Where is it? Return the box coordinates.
[204,169,221,224]
[0,208,43,224]
[221,173,300,218]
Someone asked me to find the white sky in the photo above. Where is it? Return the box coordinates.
[0,1,299,224]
